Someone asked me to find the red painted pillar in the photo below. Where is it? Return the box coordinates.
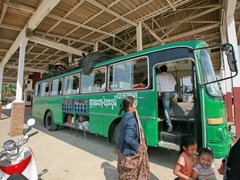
[233,87,240,139]
[224,92,234,122]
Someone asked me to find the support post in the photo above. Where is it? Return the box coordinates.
[10,37,28,136]
[68,54,73,64]
[226,14,240,139]
[94,42,98,52]
[0,65,4,119]
[220,26,234,122]
[136,22,142,51]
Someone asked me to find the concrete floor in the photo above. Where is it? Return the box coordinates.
[0,108,223,180]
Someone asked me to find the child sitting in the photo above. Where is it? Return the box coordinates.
[192,147,217,180]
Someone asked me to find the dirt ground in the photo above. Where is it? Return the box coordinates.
[0,108,223,180]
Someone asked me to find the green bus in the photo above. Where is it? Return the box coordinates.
[32,40,237,158]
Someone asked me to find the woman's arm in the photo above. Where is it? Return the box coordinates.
[125,117,140,150]
[173,164,193,180]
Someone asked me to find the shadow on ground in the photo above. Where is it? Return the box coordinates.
[101,161,159,180]
[1,109,178,171]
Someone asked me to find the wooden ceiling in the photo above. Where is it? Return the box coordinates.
[0,0,240,83]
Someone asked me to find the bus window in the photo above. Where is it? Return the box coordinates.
[200,49,222,97]
[50,79,59,96]
[37,83,41,96]
[40,82,50,96]
[58,78,63,95]
[34,83,39,97]
[80,67,106,93]
[109,57,148,90]
[63,74,80,95]
[132,57,148,89]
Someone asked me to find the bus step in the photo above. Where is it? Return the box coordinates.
[158,141,180,151]
[160,131,189,145]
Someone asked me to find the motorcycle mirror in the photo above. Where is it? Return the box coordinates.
[27,118,35,126]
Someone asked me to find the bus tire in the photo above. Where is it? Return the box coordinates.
[45,111,57,131]
[114,123,120,146]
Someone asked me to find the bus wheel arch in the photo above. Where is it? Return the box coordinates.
[108,117,121,144]
[44,110,57,131]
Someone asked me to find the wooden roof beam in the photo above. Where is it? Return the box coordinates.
[139,24,220,50]
[48,14,115,37]
[1,0,61,66]
[34,31,95,45]
[166,0,176,11]
[5,65,44,73]
[0,24,22,31]
[47,1,86,32]
[6,1,115,37]
[29,36,86,56]
[237,24,240,36]
[3,76,17,80]
[0,1,8,24]
[99,40,127,55]
[142,22,165,44]
[165,24,219,42]
[86,0,137,26]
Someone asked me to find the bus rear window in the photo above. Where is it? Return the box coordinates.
[200,49,222,97]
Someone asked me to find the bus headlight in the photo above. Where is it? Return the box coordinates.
[207,118,224,125]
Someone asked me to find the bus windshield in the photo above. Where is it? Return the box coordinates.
[200,49,222,97]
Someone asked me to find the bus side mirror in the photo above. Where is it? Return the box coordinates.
[222,44,237,72]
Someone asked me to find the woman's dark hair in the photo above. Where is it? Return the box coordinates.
[180,135,196,154]
[119,96,135,115]
[199,147,214,158]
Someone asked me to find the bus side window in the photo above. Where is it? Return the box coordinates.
[81,67,105,93]
[45,81,50,96]
[109,61,132,90]
[58,78,62,95]
[37,84,41,96]
[34,84,39,97]
[72,74,80,94]
[40,82,47,96]
[132,57,148,89]
[63,74,80,95]
[50,79,59,96]
[80,73,94,93]
[93,67,106,92]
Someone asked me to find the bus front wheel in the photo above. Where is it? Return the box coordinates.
[45,111,57,131]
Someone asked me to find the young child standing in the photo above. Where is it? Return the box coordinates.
[192,147,217,180]
[173,135,198,180]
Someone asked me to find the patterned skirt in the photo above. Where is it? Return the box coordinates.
[117,145,150,180]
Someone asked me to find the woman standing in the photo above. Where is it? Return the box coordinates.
[117,96,150,180]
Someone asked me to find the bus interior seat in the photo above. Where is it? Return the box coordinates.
[171,102,194,118]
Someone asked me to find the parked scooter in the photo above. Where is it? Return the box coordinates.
[0,118,38,180]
